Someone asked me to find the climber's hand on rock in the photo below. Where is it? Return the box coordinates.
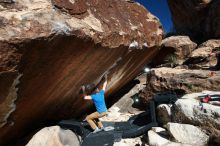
[104,74,108,80]
[81,85,86,95]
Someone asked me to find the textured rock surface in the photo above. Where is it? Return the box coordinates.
[0,0,163,145]
[167,122,209,146]
[114,137,147,146]
[148,130,170,146]
[167,0,220,41]
[153,36,197,66]
[144,67,220,98]
[155,92,220,144]
[26,126,80,146]
[157,104,172,125]
[185,39,220,69]
[173,96,220,141]
[148,130,190,146]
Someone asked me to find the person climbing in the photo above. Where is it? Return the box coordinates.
[82,74,108,133]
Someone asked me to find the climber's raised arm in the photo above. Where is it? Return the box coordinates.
[102,74,108,91]
[81,85,92,100]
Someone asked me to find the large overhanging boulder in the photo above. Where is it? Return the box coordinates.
[0,0,163,145]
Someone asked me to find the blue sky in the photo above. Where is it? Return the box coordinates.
[135,0,173,32]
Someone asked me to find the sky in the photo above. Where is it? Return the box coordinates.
[135,0,173,32]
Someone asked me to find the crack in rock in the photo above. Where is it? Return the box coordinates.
[0,73,22,128]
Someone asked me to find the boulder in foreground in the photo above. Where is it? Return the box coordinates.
[26,126,80,146]
[167,122,209,146]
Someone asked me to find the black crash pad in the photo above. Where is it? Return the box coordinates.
[58,101,157,146]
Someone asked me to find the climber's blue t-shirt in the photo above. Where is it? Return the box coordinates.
[91,90,107,113]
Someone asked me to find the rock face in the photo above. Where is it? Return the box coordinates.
[152,36,197,66]
[144,38,220,103]
[185,39,220,69]
[157,104,172,125]
[0,0,163,145]
[173,96,220,142]
[156,92,220,144]
[167,0,220,41]
[26,126,80,146]
[152,37,220,69]
[144,67,220,97]
[148,130,170,146]
[167,122,209,146]
[148,130,190,146]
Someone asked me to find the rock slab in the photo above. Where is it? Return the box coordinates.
[167,122,209,146]
[148,130,191,146]
[144,67,220,98]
